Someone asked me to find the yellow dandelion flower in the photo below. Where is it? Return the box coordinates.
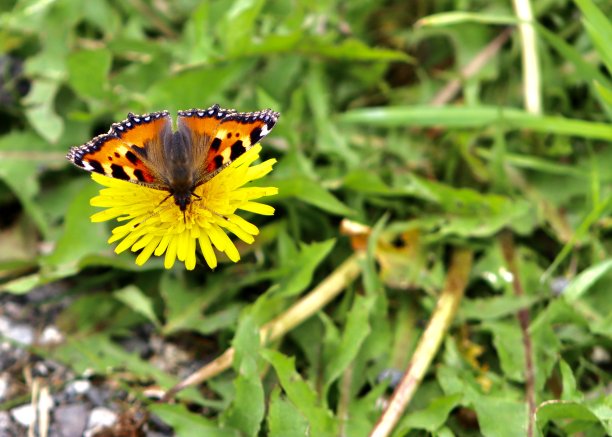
[89,145,277,270]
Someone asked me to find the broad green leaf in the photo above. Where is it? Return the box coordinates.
[302,37,410,61]
[459,295,540,321]
[147,63,248,112]
[0,151,49,238]
[275,239,335,297]
[113,285,161,328]
[323,295,375,394]
[221,315,264,436]
[343,170,397,195]
[536,401,602,434]
[42,181,110,268]
[49,333,175,387]
[67,48,112,101]
[563,259,612,302]
[22,79,64,143]
[267,388,309,437]
[482,320,525,382]
[150,404,239,437]
[472,395,527,437]
[559,360,582,402]
[219,0,266,55]
[262,349,337,436]
[396,394,463,433]
[405,175,535,237]
[272,177,354,216]
[160,273,239,335]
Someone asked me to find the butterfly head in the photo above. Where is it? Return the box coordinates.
[173,190,193,212]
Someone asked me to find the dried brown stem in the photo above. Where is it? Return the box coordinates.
[162,254,363,401]
[431,27,513,106]
[369,248,473,437]
[499,231,535,437]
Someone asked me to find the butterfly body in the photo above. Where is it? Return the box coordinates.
[67,105,279,211]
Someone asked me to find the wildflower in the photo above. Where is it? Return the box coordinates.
[89,145,277,270]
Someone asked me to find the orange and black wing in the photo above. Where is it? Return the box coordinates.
[66,111,172,187]
[177,104,279,182]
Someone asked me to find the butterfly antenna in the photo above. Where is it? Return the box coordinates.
[156,192,173,210]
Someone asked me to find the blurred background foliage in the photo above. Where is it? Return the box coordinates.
[0,0,611,435]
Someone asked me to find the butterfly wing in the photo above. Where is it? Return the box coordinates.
[177,104,279,184]
[66,111,172,188]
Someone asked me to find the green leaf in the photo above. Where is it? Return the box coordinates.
[150,404,239,437]
[343,170,396,195]
[472,395,527,437]
[160,274,246,336]
[225,29,409,61]
[341,106,612,140]
[306,64,358,165]
[22,79,64,143]
[49,333,175,387]
[0,142,50,238]
[42,181,110,269]
[267,388,309,437]
[302,37,411,62]
[262,349,337,436]
[113,285,161,328]
[559,360,582,402]
[482,320,525,382]
[218,0,266,54]
[574,0,612,73]
[275,239,335,297]
[418,11,516,27]
[563,259,612,302]
[221,315,264,436]
[405,175,535,237]
[147,63,248,112]
[272,177,354,216]
[536,401,602,434]
[396,394,462,433]
[459,295,540,321]
[66,48,112,100]
[323,294,375,394]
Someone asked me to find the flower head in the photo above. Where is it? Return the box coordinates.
[89,145,277,270]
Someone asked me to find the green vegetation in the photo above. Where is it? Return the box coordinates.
[0,0,610,436]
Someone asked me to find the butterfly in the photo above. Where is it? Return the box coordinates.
[67,104,279,211]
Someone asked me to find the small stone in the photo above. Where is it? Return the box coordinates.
[0,411,11,429]
[0,316,34,345]
[66,379,91,395]
[10,403,35,427]
[85,407,117,436]
[0,373,9,400]
[54,404,88,437]
[39,326,64,344]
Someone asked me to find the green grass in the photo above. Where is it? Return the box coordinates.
[0,0,611,436]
